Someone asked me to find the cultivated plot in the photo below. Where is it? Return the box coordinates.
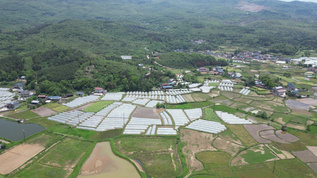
[185,119,226,134]
[166,109,189,126]
[215,111,252,124]
[101,92,124,101]
[63,95,99,108]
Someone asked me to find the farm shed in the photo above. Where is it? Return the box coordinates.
[6,101,19,110]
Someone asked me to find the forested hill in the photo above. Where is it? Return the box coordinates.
[0,48,168,95]
[0,0,317,56]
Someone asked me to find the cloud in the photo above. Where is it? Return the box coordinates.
[279,0,317,3]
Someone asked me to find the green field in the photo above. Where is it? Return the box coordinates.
[241,146,276,164]
[44,103,69,112]
[227,125,258,147]
[234,163,278,178]
[8,110,39,120]
[47,124,96,139]
[26,132,63,148]
[194,152,234,177]
[166,101,212,109]
[115,137,175,153]
[266,159,317,178]
[13,138,94,178]
[196,151,231,164]
[39,138,93,167]
[13,164,67,178]
[114,136,180,177]
[82,101,114,113]
[202,108,222,122]
[89,129,123,140]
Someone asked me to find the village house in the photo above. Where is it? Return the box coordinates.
[161,83,173,89]
[20,90,34,99]
[47,96,61,102]
[38,95,47,100]
[76,92,85,97]
[273,86,286,98]
[287,83,297,91]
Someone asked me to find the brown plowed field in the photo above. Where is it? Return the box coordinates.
[0,143,45,174]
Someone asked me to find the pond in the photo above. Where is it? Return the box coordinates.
[78,142,140,178]
[0,118,45,141]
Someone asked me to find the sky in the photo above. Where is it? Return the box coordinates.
[279,0,317,3]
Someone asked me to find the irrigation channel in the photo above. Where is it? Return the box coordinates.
[78,142,140,178]
[0,118,45,141]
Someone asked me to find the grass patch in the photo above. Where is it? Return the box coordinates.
[234,163,278,178]
[130,152,180,177]
[28,117,58,127]
[26,132,63,147]
[289,117,307,125]
[208,82,218,86]
[202,108,221,122]
[271,113,293,123]
[192,93,211,101]
[8,110,39,120]
[220,130,240,142]
[39,138,93,167]
[288,129,317,146]
[192,165,235,177]
[194,152,234,177]
[241,146,276,164]
[266,159,317,178]
[196,151,230,164]
[273,140,307,151]
[89,129,123,140]
[82,101,113,112]
[213,105,238,114]
[115,137,175,152]
[47,124,96,139]
[266,145,283,154]
[13,163,67,178]
[227,125,258,147]
[166,101,212,109]
[44,103,69,112]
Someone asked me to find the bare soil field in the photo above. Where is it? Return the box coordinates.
[259,130,287,143]
[79,142,140,178]
[32,107,57,117]
[233,98,253,104]
[286,123,306,130]
[0,143,45,174]
[180,129,217,172]
[230,102,248,109]
[276,118,286,125]
[234,112,246,119]
[286,99,311,111]
[222,92,241,100]
[131,107,161,119]
[182,94,195,102]
[292,150,317,163]
[296,98,317,106]
[275,130,299,142]
[191,94,207,102]
[307,163,317,173]
[307,146,317,157]
[213,137,244,156]
[293,110,313,116]
[244,124,274,143]
[208,90,220,98]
